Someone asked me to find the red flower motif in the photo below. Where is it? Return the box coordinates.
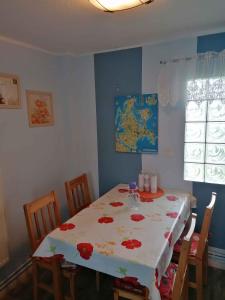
[166,212,178,219]
[110,202,124,207]
[164,232,172,247]
[98,217,114,224]
[121,239,142,249]
[140,198,154,203]
[77,243,94,260]
[166,195,178,201]
[130,214,145,222]
[118,188,128,193]
[59,223,76,231]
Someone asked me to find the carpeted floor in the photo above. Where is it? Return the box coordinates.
[4,266,225,300]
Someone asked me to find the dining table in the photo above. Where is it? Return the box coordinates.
[34,184,195,300]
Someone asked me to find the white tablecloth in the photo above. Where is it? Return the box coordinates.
[34,184,192,300]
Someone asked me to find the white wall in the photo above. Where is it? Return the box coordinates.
[60,55,99,199]
[0,42,98,279]
[142,38,197,191]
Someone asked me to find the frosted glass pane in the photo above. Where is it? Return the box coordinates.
[184,143,205,163]
[184,163,204,182]
[185,123,205,143]
[208,100,225,122]
[205,164,225,184]
[206,144,225,164]
[207,122,225,143]
[186,100,207,122]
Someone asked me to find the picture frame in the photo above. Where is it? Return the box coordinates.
[0,73,21,108]
[26,90,54,127]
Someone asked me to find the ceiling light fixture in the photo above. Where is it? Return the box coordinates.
[89,0,154,12]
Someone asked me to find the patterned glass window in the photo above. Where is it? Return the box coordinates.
[184,77,225,184]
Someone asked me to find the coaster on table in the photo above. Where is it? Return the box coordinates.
[139,187,164,200]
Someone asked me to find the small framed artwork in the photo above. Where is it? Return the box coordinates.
[0,73,21,108]
[26,90,54,127]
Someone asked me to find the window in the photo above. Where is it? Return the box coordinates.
[184,77,225,184]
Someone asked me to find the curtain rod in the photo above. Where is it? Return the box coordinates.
[160,50,225,65]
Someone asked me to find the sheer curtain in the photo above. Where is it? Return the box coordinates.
[157,50,225,184]
[158,50,225,106]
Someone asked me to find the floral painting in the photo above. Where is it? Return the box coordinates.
[26,90,54,127]
[0,73,21,108]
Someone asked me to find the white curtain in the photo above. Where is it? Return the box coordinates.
[0,169,9,267]
[157,50,225,184]
[157,50,225,106]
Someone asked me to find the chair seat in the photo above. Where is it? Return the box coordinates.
[113,263,177,300]
[35,255,79,272]
[114,276,146,295]
[159,263,177,300]
[174,232,200,256]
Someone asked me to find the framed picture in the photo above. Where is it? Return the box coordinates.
[26,90,54,127]
[0,73,21,108]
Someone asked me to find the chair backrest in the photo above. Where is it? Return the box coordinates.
[65,173,92,217]
[23,191,62,252]
[172,214,196,300]
[197,192,216,259]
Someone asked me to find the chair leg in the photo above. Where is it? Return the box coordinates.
[203,243,208,285]
[114,289,119,300]
[52,259,63,300]
[196,262,203,300]
[96,271,100,292]
[69,273,76,300]
[32,259,39,300]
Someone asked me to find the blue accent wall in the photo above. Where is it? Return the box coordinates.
[94,48,142,195]
[195,32,225,249]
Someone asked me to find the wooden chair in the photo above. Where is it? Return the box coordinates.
[113,214,197,300]
[174,192,217,300]
[65,174,100,291]
[23,191,79,300]
[65,173,92,217]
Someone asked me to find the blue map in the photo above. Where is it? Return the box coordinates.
[115,94,158,153]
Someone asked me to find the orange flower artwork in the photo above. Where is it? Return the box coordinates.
[26,90,54,127]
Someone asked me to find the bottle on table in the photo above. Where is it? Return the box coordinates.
[128,182,139,209]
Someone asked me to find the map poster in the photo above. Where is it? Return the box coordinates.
[115,94,158,154]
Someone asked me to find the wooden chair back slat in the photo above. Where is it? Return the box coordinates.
[65,173,92,217]
[34,212,42,240]
[197,192,216,259]
[41,208,48,235]
[47,204,55,230]
[172,214,196,300]
[24,191,62,252]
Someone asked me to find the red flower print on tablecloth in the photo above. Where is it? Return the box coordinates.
[121,239,142,249]
[130,214,145,222]
[77,243,94,260]
[110,202,124,207]
[98,216,114,224]
[59,223,76,231]
[164,232,172,247]
[140,198,154,203]
[166,195,178,201]
[166,212,178,219]
[118,188,128,193]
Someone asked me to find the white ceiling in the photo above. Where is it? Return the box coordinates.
[0,0,225,55]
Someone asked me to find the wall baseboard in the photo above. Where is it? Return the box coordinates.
[0,258,32,299]
[208,246,225,270]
